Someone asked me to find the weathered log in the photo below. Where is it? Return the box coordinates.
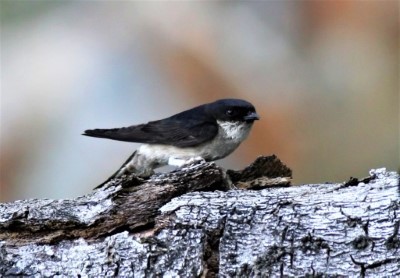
[0,156,398,277]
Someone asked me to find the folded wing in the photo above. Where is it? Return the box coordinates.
[83,119,218,148]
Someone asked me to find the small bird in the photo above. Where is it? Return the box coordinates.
[83,98,259,187]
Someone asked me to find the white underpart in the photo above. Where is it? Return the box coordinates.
[217,120,252,143]
[168,156,205,167]
[137,120,253,168]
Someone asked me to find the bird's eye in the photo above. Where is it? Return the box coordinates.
[226,109,234,116]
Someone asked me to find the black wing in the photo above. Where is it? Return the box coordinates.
[83,118,218,148]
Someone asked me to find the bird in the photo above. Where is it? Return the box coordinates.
[83,98,259,188]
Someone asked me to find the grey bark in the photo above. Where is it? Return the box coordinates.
[0,156,399,277]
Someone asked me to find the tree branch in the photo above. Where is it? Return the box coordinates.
[0,156,398,277]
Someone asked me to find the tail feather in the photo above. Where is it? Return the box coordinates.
[83,125,148,143]
[83,128,122,140]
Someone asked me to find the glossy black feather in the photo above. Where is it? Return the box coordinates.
[83,105,218,148]
[83,98,258,148]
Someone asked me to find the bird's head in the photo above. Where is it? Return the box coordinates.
[207,99,260,123]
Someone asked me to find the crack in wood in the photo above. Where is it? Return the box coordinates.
[385,220,400,250]
[351,255,400,278]
[202,216,226,278]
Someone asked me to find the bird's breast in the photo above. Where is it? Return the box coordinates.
[216,120,253,143]
[203,120,252,160]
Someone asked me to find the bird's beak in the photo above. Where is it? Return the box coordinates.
[244,112,260,121]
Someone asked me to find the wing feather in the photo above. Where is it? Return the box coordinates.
[83,119,218,148]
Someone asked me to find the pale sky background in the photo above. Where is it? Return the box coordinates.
[1,1,398,202]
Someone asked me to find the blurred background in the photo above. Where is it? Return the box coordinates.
[1,1,398,202]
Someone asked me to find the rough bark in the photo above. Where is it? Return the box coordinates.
[0,156,398,277]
